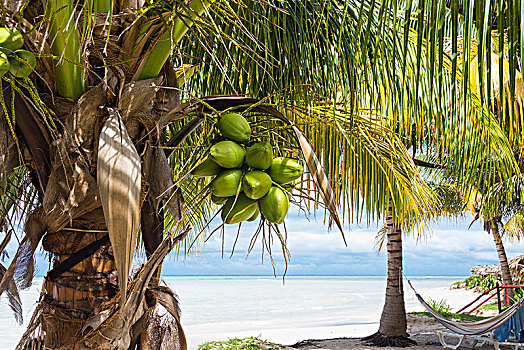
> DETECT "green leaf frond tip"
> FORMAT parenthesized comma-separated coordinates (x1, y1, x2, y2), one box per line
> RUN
(286, 100, 437, 229)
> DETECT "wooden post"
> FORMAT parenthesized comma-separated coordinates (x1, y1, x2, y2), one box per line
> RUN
(505, 281, 510, 307)
(497, 282, 502, 313)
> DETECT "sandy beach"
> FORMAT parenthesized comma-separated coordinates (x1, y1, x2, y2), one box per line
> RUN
(289, 314, 492, 349)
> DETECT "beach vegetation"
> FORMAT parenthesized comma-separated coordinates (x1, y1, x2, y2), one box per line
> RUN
(455, 275, 498, 292)
(478, 302, 500, 312)
(427, 298, 452, 314)
(409, 311, 487, 323)
(199, 337, 285, 350)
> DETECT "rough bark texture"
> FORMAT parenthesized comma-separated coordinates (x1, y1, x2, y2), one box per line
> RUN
(491, 222, 514, 303)
(363, 204, 416, 347)
(41, 212, 117, 348)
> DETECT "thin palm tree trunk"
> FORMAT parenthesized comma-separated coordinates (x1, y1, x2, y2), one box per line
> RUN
(363, 201, 415, 347)
(378, 209, 408, 337)
(491, 223, 514, 303)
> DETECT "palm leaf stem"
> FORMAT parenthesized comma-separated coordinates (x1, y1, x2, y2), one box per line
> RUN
(135, 0, 215, 81)
(46, 0, 86, 100)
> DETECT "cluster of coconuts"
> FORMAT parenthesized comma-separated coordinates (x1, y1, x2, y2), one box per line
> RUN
(0, 27, 36, 79)
(191, 113, 304, 225)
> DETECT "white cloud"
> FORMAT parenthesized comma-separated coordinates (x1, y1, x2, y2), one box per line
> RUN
(162, 212, 524, 276)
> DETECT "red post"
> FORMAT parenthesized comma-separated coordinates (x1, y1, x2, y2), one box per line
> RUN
(496, 282, 502, 313)
(505, 281, 510, 307)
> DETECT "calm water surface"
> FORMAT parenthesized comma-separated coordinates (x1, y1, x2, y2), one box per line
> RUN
(0, 276, 470, 349)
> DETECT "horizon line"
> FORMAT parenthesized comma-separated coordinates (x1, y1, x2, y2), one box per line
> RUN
(33, 274, 468, 278)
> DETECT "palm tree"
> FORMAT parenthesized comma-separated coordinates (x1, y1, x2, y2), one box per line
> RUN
(362, 199, 418, 347)
(433, 182, 520, 303)
(362, 2, 523, 345)
(469, 38, 524, 301)
(433, 34, 524, 303)
(478, 175, 524, 302)
(0, 1, 437, 349)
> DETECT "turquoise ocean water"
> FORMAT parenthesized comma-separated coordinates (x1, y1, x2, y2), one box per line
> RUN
(0, 276, 471, 349)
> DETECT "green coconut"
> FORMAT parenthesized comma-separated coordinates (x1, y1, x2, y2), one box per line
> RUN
(9, 49, 36, 78)
(209, 141, 245, 168)
(245, 142, 273, 170)
(210, 169, 243, 197)
(259, 186, 289, 224)
(0, 28, 23, 52)
(247, 206, 260, 222)
(192, 157, 222, 177)
(0, 52, 9, 77)
(221, 193, 258, 224)
(268, 157, 303, 184)
(211, 195, 229, 205)
(217, 113, 251, 142)
(242, 171, 272, 200)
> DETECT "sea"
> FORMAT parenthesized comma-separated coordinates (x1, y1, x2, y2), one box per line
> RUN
(0, 275, 473, 349)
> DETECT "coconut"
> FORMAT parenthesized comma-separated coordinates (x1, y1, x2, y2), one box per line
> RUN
(268, 157, 303, 184)
(260, 186, 289, 224)
(221, 193, 258, 224)
(217, 113, 251, 142)
(245, 142, 273, 170)
(0, 28, 23, 52)
(9, 49, 36, 78)
(211, 195, 229, 205)
(242, 171, 272, 200)
(210, 169, 243, 197)
(192, 157, 222, 177)
(209, 141, 245, 168)
(247, 206, 260, 222)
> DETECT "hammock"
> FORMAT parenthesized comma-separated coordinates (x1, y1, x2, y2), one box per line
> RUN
(408, 280, 524, 336)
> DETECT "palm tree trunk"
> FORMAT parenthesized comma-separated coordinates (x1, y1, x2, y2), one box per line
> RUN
(378, 210, 408, 337)
(40, 208, 118, 348)
(12, 102, 185, 348)
(24, 206, 184, 350)
(363, 203, 415, 347)
(491, 222, 514, 303)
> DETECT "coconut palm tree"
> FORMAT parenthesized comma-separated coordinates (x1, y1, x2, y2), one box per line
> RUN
(469, 37, 524, 301)
(428, 33, 524, 304)
(362, 2, 523, 345)
(478, 175, 524, 302)
(0, 1, 439, 349)
(430, 181, 520, 303)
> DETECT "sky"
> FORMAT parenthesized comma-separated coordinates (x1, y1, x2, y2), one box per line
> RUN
(156, 208, 524, 276)
(19, 208, 524, 277)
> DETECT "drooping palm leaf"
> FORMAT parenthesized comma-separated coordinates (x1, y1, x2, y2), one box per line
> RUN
(97, 110, 142, 302)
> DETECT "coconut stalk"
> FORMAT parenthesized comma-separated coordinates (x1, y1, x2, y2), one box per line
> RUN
(46, 0, 86, 100)
(134, 0, 214, 81)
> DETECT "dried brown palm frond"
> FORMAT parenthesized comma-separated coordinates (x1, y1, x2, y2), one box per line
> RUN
(510, 255, 524, 285)
(97, 109, 142, 303)
(0, 230, 22, 324)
